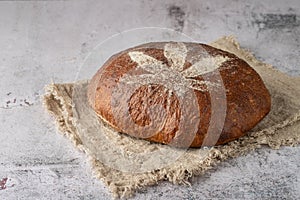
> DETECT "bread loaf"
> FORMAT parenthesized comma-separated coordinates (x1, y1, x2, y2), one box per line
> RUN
(87, 42, 271, 147)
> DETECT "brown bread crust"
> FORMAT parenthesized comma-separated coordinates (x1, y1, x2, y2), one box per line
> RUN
(87, 42, 271, 147)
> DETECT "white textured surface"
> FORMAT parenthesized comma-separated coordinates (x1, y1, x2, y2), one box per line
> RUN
(0, 0, 299, 199)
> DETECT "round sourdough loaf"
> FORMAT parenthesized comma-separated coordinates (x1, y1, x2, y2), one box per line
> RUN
(87, 42, 271, 148)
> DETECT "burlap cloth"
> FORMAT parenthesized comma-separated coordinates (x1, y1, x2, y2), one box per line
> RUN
(43, 36, 300, 199)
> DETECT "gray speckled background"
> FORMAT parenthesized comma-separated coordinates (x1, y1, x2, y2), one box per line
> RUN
(0, 0, 299, 199)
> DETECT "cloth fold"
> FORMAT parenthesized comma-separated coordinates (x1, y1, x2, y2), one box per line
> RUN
(43, 36, 300, 198)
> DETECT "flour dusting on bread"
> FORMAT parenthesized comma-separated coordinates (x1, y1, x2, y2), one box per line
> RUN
(125, 42, 224, 94)
(181, 55, 230, 78)
(164, 42, 187, 72)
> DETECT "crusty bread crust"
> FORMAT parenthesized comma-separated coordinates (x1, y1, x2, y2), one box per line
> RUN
(87, 42, 271, 148)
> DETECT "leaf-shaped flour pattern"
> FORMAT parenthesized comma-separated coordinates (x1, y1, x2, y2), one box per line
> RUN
(127, 42, 228, 94)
